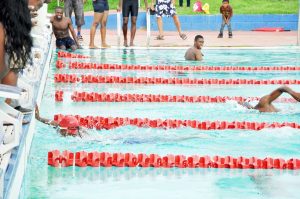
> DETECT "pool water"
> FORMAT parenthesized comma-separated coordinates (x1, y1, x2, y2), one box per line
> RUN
(20, 48, 300, 199)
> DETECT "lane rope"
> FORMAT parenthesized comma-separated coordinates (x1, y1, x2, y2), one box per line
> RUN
(54, 74, 300, 85)
(60, 91, 296, 103)
(56, 60, 300, 72)
(48, 150, 300, 169)
(54, 114, 300, 131)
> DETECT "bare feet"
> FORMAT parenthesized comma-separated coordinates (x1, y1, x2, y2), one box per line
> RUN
(124, 40, 129, 47)
(130, 42, 134, 47)
(89, 45, 99, 49)
(101, 43, 111, 48)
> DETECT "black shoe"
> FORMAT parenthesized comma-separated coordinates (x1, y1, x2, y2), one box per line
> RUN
(229, 33, 233, 38)
(217, 33, 223, 38)
(14, 106, 32, 114)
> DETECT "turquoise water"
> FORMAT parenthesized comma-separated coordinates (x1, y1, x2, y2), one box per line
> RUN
(20, 48, 300, 199)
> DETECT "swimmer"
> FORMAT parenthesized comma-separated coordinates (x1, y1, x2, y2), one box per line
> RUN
(35, 105, 86, 137)
(185, 35, 204, 61)
(240, 86, 300, 112)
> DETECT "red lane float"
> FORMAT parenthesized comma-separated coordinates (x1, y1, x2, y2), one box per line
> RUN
(70, 91, 297, 103)
(59, 61, 300, 71)
(53, 114, 300, 131)
(252, 27, 284, 32)
(54, 74, 300, 85)
(57, 51, 90, 59)
(48, 150, 300, 169)
(55, 91, 63, 102)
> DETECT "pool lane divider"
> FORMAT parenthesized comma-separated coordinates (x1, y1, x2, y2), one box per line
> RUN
(54, 114, 300, 131)
(58, 91, 295, 103)
(54, 74, 300, 85)
(57, 51, 90, 59)
(56, 60, 300, 72)
(48, 150, 300, 169)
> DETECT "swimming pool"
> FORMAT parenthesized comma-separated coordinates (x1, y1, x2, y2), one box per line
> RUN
(20, 48, 300, 199)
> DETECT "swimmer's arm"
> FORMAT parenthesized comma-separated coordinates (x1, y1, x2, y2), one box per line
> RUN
(67, 18, 79, 46)
(265, 86, 300, 104)
(195, 50, 203, 61)
(280, 86, 300, 102)
(35, 105, 59, 127)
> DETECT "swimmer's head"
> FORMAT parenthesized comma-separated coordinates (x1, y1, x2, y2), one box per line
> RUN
(238, 101, 254, 109)
(55, 6, 63, 20)
(194, 35, 204, 49)
(59, 115, 80, 136)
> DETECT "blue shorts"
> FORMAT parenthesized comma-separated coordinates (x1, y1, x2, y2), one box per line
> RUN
(56, 37, 76, 49)
(93, 0, 109, 13)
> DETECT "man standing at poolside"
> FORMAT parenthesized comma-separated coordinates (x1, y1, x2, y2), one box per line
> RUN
(185, 35, 204, 61)
(51, 7, 80, 51)
(62, 0, 86, 41)
(117, 0, 149, 47)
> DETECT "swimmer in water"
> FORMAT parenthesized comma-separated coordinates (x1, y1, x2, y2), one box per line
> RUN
(240, 86, 300, 112)
(185, 35, 204, 61)
(35, 105, 87, 137)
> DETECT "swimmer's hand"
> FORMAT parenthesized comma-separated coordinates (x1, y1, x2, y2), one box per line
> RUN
(35, 105, 40, 119)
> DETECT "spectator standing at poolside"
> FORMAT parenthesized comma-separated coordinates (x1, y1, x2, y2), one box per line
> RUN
(61, 0, 86, 41)
(89, 0, 110, 48)
(185, 35, 204, 61)
(0, 0, 33, 113)
(151, 0, 187, 40)
(218, 0, 233, 38)
(179, 0, 190, 7)
(117, 0, 149, 47)
(51, 7, 80, 51)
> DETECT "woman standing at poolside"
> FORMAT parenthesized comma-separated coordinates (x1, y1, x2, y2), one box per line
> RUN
(89, 0, 110, 48)
(0, 0, 33, 112)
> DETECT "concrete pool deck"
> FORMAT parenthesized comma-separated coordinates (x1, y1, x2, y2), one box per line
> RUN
(75, 29, 298, 48)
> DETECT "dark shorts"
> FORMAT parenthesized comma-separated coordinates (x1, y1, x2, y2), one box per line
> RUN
(155, 0, 177, 18)
(122, 0, 139, 17)
(93, 0, 109, 13)
(56, 37, 76, 49)
(64, 0, 85, 27)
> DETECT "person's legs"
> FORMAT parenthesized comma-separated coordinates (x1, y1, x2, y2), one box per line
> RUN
(89, 12, 102, 48)
(218, 18, 226, 38)
(156, 17, 164, 39)
(172, 15, 182, 35)
(100, 11, 109, 47)
(58, 45, 67, 50)
(179, 0, 183, 7)
(129, 1, 139, 46)
(130, 16, 137, 46)
(228, 19, 233, 38)
(73, 0, 85, 38)
(187, 0, 190, 7)
(122, 17, 129, 47)
(64, 0, 73, 21)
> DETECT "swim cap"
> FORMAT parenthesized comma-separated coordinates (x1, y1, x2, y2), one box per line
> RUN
(59, 116, 79, 135)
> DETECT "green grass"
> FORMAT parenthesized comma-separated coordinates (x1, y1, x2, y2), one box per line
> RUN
(48, 0, 298, 14)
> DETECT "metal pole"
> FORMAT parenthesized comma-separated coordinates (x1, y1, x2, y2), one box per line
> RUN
(297, 0, 300, 45)
(117, 12, 121, 47)
(146, 9, 151, 47)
